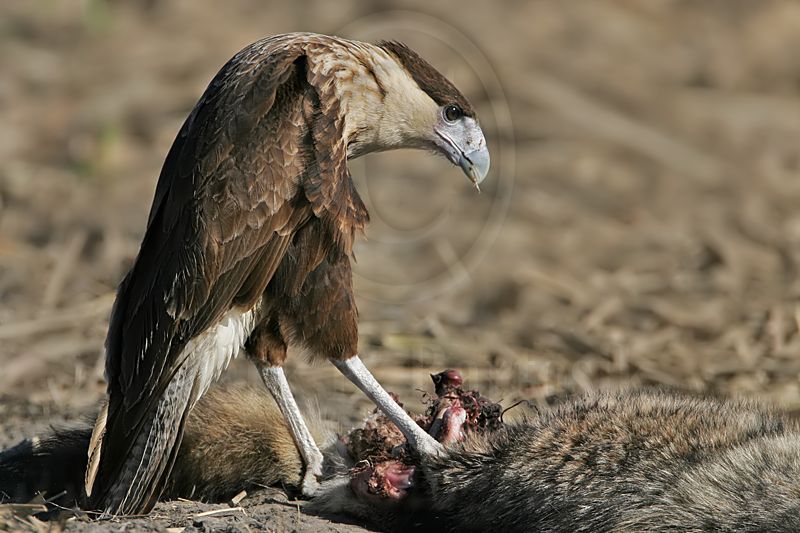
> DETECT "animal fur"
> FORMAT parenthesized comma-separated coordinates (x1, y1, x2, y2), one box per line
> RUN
(416, 390, 800, 532)
(4, 387, 798, 532)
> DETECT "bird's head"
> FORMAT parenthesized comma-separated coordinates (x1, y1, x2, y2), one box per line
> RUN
(343, 40, 490, 189)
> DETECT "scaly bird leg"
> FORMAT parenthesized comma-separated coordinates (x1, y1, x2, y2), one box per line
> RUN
(257, 364, 324, 497)
(332, 355, 444, 457)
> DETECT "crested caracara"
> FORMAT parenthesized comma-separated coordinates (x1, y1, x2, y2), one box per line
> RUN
(85, 32, 490, 515)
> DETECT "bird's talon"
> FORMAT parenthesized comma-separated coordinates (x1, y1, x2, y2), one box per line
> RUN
(301, 470, 321, 498)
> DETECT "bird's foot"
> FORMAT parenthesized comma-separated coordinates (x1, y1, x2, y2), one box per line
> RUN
(334, 355, 446, 459)
(301, 470, 321, 497)
(257, 364, 326, 498)
(409, 433, 445, 458)
(300, 447, 325, 497)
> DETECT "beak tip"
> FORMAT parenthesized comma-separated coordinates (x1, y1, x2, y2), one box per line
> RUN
(460, 146, 491, 188)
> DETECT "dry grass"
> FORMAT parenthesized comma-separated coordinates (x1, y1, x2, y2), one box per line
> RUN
(1, 0, 799, 441)
(2, 2, 800, 530)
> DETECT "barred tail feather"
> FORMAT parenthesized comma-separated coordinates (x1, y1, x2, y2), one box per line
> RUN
(89, 362, 197, 516)
(85, 400, 107, 499)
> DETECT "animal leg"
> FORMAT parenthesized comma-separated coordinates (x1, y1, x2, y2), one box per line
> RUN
(332, 355, 444, 457)
(256, 364, 324, 497)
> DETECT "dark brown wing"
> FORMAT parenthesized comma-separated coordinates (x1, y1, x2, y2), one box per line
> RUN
(92, 34, 371, 512)
(107, 38, 311, 414)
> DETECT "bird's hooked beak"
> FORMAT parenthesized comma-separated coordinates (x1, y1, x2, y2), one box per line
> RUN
(433, 116, 490, 191)
(457, 142, 491, 191)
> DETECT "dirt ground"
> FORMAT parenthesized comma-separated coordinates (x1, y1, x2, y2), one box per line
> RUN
(1, 0, 800, 531)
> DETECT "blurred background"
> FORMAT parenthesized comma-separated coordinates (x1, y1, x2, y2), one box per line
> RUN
(2, 0, 800, 443)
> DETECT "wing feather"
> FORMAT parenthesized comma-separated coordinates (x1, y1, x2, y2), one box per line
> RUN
(103, 36, 312, 446)
(302, 70, 369, 251)
(94, 34, 370, 507)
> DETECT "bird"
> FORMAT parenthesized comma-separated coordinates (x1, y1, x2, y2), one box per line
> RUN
(5, 385, 800, 532)
(80, 32, 490, 515)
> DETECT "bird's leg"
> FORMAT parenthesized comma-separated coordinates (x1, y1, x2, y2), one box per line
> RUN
(257, 364, 324, 497)
(332, 355, 444, 457)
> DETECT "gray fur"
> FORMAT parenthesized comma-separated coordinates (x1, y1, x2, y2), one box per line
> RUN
(4, 388, 800, 531)
(417, 390, 800, 532)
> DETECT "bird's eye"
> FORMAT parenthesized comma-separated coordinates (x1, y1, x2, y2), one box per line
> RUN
(443, 104, 462, 122)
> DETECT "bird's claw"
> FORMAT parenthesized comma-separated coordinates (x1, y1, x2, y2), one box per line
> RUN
(301, 466, 322, 497)
(300, 448, 324, 497)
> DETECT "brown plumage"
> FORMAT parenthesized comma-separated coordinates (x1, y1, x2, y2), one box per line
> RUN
(84, 32, 490, 515)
